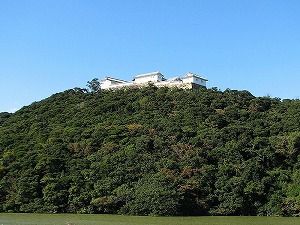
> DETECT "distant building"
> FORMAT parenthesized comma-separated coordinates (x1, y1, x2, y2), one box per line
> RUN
(100, 71, 207, 90)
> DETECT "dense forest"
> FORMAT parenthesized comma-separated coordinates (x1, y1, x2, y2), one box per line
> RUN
(1, 85, 300, 216)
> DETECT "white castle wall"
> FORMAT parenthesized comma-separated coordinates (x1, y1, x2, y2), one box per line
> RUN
(100, 72, 207, 90)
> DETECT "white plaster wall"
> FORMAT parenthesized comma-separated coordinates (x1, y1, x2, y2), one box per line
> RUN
(101, 80, 113, 89)
(134, 75, 162, 84)
(182, 77, 194, 84)
(194, 77, 207, 86)
(101, 80, 130, 89)
(182, 77, 206, 87)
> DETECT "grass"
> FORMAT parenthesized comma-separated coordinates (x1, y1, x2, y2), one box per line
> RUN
(0, 214, 299, 225)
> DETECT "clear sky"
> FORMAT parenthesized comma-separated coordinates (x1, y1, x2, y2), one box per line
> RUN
(0, 0, 300, 112)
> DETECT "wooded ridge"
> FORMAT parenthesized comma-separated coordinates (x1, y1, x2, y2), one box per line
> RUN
(1, 85, 300, 216)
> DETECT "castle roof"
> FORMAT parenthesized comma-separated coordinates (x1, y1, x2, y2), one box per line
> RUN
(102, 76, 129, 83)
(184, 72, 208, 81)
(134, 71, 163, 78)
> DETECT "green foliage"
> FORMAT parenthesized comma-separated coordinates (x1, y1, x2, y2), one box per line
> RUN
(0, 112, 11, 126)
(87, 78, 101, 92)
(120, 173, 180, 216)
(1, 86, 300, 215)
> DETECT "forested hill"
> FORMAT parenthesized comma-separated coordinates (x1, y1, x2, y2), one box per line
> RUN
(1, 86, 300, 216)
(0, 112, 11, 126)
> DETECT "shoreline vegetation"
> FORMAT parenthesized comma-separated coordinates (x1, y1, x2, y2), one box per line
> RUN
(1, 86, 300, 216)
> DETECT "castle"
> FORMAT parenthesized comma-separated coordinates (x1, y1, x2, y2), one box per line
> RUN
(100, 71, 208, 90)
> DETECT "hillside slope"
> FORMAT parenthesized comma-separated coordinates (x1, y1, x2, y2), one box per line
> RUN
(1, 86, 300, 216)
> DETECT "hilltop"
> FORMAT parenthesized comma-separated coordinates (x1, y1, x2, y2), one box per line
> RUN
(1, 86, 300, 216)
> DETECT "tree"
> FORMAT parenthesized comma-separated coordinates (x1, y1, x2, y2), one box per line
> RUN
(87, 78, 101, 92)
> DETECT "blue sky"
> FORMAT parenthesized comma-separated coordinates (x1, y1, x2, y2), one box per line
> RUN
(0, 0, 300, 112)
